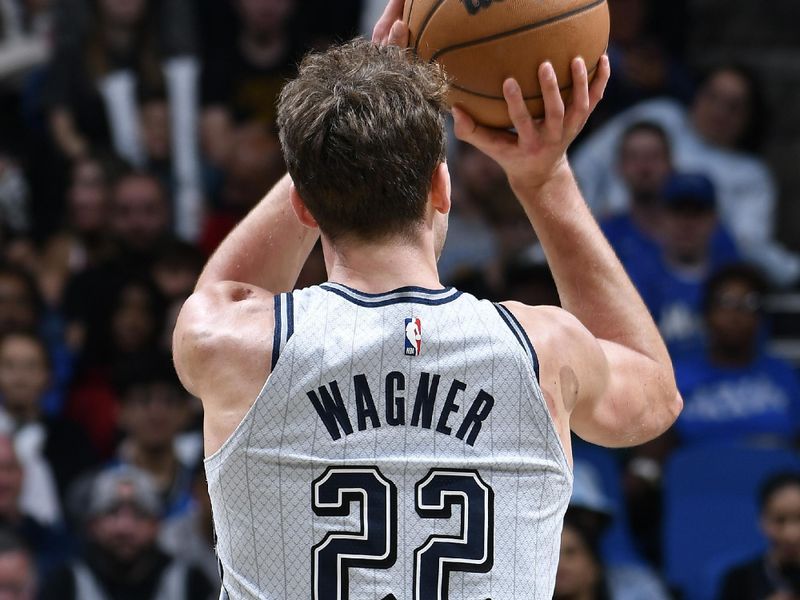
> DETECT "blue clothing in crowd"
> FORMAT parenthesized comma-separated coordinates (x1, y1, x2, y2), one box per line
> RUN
(602, 214, 740, 358)
(674, 353, 800, 446)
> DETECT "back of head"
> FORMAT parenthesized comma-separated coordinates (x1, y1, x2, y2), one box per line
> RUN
(277, 39, 449, 242)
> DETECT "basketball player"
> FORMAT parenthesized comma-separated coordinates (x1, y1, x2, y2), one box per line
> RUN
(172, 5, 682, 599)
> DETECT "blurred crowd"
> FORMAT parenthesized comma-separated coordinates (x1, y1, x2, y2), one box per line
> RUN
(0, 0, 798, 598)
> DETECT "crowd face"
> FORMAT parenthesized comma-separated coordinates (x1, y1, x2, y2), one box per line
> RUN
(0, 550, 35, 600)
(0, 335, 49, 421)
(661, 204, 717, 265)
(98, 0, 148, 28)
(457, 144, 507, 206)
(692, 69, 753, 150)
(553, 524, 602, 599)
(0, 438, 22, 519)
(762, 483, 800, 565)
(618, 130, 672, 202)
(90, 500, 159, 564)
(140, 100, 171, 162)
(236, 0, 296, 35)
(68, 159, 108, 234)
(121, 382, 187, 453)
(0, 275, 36, 335)
(109, 175, 170, 253)
(707, 278, 761, 351)
(111, 282, 159, 353)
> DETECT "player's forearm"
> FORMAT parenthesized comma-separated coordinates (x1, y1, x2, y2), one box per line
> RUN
(196, 174, 319, 293)
(516, 163, 670, 367)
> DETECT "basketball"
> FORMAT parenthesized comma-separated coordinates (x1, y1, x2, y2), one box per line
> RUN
(404, 0, 611, 128)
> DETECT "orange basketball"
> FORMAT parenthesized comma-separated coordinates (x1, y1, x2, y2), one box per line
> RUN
(404, 0, 610, 128)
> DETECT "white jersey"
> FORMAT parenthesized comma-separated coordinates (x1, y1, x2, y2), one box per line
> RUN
(205, 283, 572, 600)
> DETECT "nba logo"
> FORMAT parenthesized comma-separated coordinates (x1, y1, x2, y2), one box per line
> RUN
(405, 318, 422, 356)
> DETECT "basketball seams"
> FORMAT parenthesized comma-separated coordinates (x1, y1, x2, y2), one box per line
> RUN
(429, 0, 607, 61)
(450, 60, 601, 101)
(413, 0, 449, 53)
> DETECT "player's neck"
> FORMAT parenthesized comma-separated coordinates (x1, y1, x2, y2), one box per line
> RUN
(325, 237, 443, 293)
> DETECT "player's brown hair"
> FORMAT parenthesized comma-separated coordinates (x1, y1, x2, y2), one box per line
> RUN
(277, 39, 449, 242)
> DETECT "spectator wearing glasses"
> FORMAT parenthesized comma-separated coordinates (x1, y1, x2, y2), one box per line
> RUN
(674, 265, 800, 447)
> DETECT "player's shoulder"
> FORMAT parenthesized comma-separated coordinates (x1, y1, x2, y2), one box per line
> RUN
(500, 301, 586, 340)
(173, 281, 276, 397)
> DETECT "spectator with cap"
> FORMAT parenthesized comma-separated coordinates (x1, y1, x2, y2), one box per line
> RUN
(600, 121, 738, 273)
(40, 465, 214, 600)
(718, 472, 800, 600)
(628, 172, 739, 358)
(675, 265, 800, 448)
(0, 530, 37, 600)
(572, 64, 800, 287)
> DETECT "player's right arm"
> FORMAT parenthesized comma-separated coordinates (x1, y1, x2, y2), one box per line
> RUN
(455, 58, 682, 448)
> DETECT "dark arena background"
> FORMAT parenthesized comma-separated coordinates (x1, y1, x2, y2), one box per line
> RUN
(0, 0, 798, 598)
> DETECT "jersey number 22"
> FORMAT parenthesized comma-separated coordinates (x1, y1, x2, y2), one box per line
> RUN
(312, 467, 494, 600)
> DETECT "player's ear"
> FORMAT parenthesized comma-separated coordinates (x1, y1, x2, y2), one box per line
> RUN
(430, 162, 451, 215)
(290, 183, 320, 230)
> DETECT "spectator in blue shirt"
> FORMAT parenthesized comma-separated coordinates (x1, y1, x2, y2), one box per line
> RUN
(628, 172, 739, 357)
(600, 121, 672, 272)
(675, 265, 800, 447)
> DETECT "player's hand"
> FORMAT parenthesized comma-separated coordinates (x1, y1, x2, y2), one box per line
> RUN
(453, 56, 611, 198)
(372, 0, 410, 48)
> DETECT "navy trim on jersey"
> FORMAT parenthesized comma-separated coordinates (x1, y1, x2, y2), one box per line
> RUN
(271, 294, 282, 370)
(494, 304, 540, 381)
(286, 292, 295, 342)
(321, 282, 462, 308)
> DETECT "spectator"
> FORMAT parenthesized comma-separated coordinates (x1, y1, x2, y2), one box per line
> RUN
(45, 0, 164, 162)
(159, 463, 219, 589)
(594, 0, 692, 127)
(199, 124, 284, 255)
(437, 142, 507, 293)
(674, 265, 800, 447)
(113, 355, 193, 518)
(0, 331, 97, 523)
(569, 461, 672, 600)
(628, 173, 739, 357)
(572, 64, 800, 287)
(40, 465, 215, 600)
(200, 0, 302, 165)
(0, 530, 37, 600)
(554, 514, 613, 600)
(62, 171, 172, 357)
(0, 433, 69, 577)
(600, 121, 673, 269)
(718, 472, 800, 600)
(66, 276, 167, 457)
(39, 154, 118, 308)
(0, 265, 38, 336)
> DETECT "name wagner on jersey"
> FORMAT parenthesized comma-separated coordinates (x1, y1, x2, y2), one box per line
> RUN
(307, 371, 496, 446)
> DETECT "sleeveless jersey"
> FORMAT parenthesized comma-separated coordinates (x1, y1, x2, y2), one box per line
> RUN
(205, 283, 572, 600)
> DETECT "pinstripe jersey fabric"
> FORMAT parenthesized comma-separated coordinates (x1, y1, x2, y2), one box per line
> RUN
(205, 283, 572, 600)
